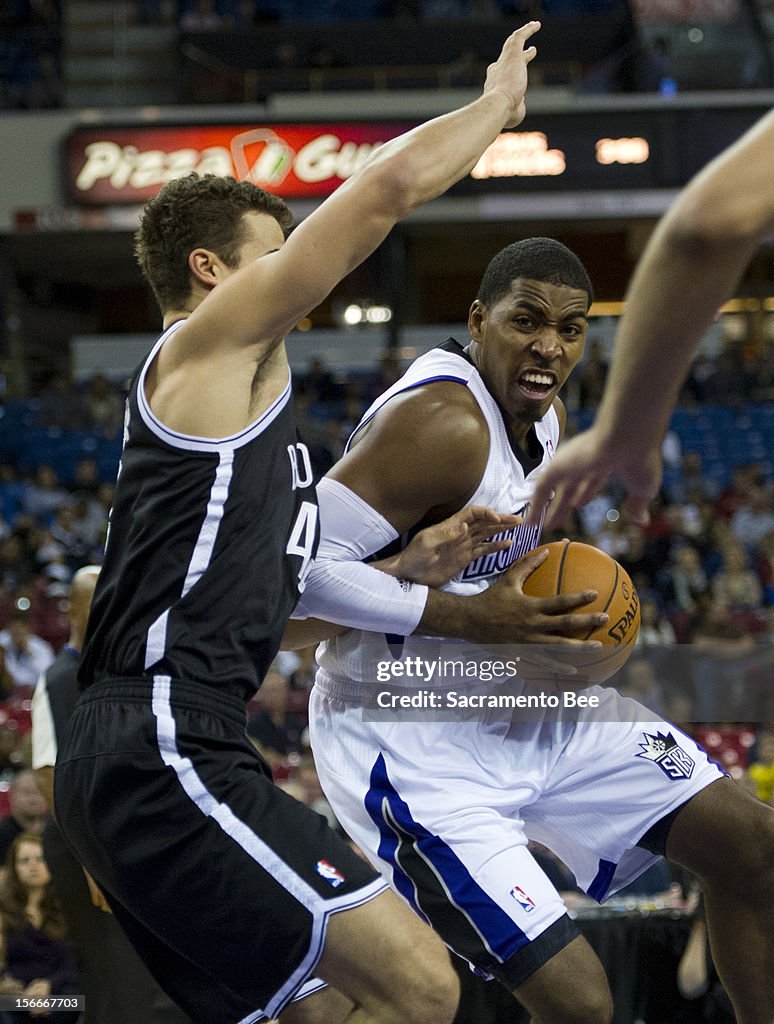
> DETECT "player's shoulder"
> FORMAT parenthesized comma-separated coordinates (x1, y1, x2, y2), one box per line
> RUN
(349, 378, 488, 489)
(382, 378, 486, 444)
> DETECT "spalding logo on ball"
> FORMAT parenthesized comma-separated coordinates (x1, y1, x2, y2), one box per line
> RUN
(520, 539, 641, 685)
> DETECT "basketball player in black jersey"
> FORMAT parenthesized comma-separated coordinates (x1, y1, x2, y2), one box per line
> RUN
(50, 24, 563, 1024)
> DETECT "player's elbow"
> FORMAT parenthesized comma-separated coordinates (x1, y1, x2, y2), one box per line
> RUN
(359, 149, 432, 220)
(668, 182, 767, 253)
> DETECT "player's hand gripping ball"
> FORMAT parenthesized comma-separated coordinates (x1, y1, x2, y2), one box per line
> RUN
(520, 540, 641, 684)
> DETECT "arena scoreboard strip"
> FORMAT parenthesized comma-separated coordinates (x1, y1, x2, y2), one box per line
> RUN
(63, 102, 768, 207)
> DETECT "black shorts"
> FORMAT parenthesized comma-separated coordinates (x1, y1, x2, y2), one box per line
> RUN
(54, 677, 386, 1024)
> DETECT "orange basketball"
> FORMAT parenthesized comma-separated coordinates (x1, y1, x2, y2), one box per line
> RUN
(519, 540, 640, 685)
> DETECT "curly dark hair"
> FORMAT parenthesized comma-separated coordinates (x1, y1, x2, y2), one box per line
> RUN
(477, 238, 594, 309)
(0, 834, 67, 941)
(134, 173, 294, 313)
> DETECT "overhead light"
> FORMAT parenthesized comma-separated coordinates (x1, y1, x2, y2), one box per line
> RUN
(343, 304, 363, 326)
(340, 301, 393, 326)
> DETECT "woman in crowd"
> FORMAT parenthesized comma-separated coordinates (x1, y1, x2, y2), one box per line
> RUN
(0, 834, 80, 1022)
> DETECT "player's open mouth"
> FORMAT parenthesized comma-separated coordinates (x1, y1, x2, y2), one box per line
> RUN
(517, 370, 556, 400)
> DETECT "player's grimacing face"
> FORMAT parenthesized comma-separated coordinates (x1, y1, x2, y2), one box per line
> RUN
(470, 277, 589, 423)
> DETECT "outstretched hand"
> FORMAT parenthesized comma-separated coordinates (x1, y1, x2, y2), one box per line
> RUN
(528, 425, 663, 531)
(483, 21, 540, 128)
(395, 505, 520, 587)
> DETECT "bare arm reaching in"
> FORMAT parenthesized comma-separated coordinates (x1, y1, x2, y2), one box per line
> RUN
(530, 108, 774, 528)
(144, 23, 541, 443)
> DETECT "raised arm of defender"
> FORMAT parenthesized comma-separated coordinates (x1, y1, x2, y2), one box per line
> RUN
(180, 23, 539, 357)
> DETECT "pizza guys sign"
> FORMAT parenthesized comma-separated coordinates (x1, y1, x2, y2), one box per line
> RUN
(66, 123, 413, 205)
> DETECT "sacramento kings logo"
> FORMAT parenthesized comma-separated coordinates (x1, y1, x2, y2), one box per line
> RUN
(636, 731, 695, 781)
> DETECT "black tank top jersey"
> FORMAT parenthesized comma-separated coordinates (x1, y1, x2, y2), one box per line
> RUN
(79, 324, 319, 702)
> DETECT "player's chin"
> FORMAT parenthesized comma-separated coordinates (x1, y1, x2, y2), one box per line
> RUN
(514, 398, 552, 423)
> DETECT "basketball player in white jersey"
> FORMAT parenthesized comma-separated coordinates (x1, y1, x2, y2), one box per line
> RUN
(298, 239, 773, 1024)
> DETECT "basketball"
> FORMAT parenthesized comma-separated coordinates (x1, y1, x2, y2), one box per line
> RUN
(519, 540, 640, 685)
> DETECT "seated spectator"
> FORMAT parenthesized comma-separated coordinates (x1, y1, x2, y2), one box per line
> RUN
(48, 508, 87, 574)
(702, 349, 747, 406)
(0, 771, 47, 867)
(680, 353, 715, 405)
(637, 598, 677, 648)
(0, 612, 54, 693)
(21, 467, 70, 526)
(731, 485, 774, 552)
(245, 664, 306, 772)
(617, 655, 668, 719)
(300, 357, 345, 404)
(577, 338, 609, 410)
(69, 494, 107, 559)
(667, 544, 710, 616)
(691, 602, 758, 721)
(747, 727, 774, 805)
(83, 375, 124, 439)
(37, 375, 87, 432)
(664, 451, 720, 506)
(616, 522, 666, 595)
(715, 464, 761, 521)
(0, 835, 80, 1024)
(711, 543, 764, 611)
(70, 459, 100, 497)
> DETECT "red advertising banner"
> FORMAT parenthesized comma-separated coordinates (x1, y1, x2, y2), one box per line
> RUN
(65, 123, 414, 205)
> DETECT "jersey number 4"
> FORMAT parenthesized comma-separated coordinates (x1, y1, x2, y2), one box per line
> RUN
(287, 501, 317, 591)
(286, 444, 317, 590)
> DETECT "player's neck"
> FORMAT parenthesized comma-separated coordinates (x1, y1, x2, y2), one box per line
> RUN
(163, 287, 206, 329)
(163, 308, 193, 329)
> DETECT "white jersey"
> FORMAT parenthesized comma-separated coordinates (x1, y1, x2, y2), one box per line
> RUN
(317, 340, 559, 687)
(310, 339, 722, 982)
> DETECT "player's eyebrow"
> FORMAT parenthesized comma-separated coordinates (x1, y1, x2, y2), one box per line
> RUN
(514, 299, 588, 321)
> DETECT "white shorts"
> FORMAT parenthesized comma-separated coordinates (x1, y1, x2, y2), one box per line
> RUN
(309, 678, 723, 988)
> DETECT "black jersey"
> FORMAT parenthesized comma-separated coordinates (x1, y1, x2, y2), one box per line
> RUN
(79, 323, 318, 702)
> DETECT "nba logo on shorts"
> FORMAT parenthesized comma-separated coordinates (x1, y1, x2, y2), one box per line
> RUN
(315, 860, 346, 887)
(510, 885, 536, 913)
(636, 731, 695, 781)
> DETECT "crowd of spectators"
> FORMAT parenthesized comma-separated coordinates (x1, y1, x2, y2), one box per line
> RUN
(0, 341, 769, 847)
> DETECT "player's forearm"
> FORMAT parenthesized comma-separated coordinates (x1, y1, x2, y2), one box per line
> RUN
(593, 224, 756, 452)
(416, 587, 480, 640)
(281, 618, 348, 650)
(365, 92, 513, 218)
(594, 116, 774, 454)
